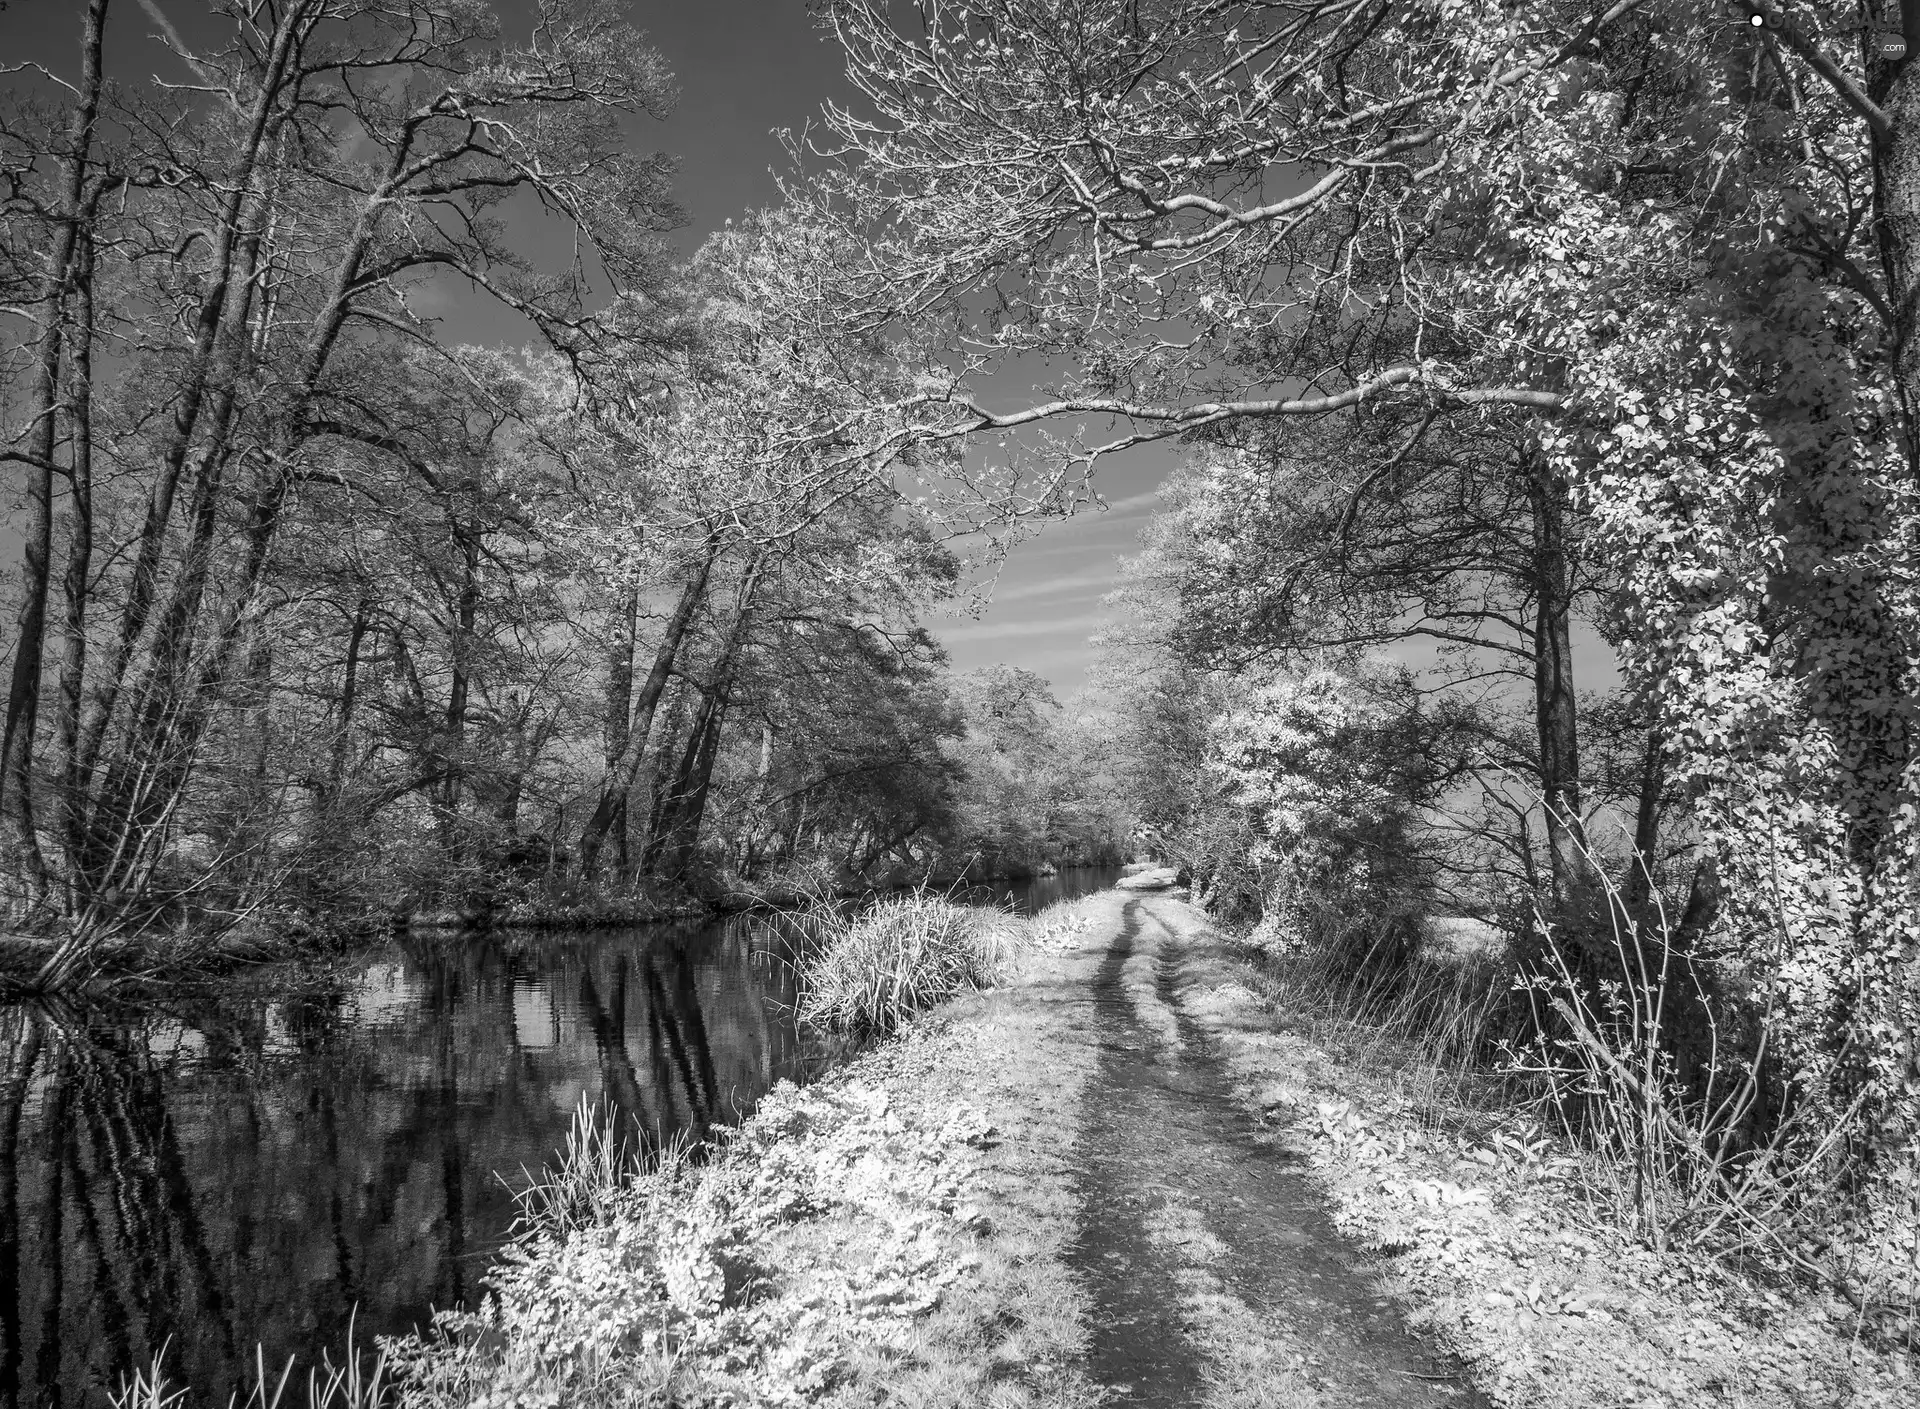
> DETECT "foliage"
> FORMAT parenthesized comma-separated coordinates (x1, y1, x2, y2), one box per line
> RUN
(796, 893, 1019, 1037)
(384, 1079, 999, 1409)
(796, 0, 1919, 1205)
(935, 666, 1124, 880)
(1450, 0, 1920, 1174)
(1207, 670, 1441, 966)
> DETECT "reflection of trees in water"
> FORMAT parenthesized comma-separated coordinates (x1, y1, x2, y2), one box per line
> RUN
(1, 1000, 243, 1406)
(0, 921, 801, 1407)
(1, 1009, 44, 1404)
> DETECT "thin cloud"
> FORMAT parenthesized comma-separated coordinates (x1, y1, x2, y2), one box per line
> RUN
(935, 610, 1115, 644)
(973, 568, 1118, 606)
(1013, 518, 1151, 556)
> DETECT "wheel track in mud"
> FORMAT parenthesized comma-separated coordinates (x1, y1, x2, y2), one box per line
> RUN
(1062, 897, 1486, 1409)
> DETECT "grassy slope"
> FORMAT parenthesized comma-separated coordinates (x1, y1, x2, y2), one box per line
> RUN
(383, 901, 1112, 1409)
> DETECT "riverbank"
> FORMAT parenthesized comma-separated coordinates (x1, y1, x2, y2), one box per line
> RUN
(384, 895, 1115, 1408)
(381, 889, 1915, 1408)
(0, 866, 1120, 996)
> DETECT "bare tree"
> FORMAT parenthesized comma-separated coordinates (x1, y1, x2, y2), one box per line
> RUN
(0, 0, 682, 946)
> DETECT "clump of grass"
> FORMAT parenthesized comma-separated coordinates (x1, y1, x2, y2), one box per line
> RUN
(797, 891, 1018, 1036)
(506, 1094, 654, 1237)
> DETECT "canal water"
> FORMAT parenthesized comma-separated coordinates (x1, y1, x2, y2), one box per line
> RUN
(0, 868, 1119, 1408)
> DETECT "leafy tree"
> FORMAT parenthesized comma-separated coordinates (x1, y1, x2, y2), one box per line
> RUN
(1207, 669, 1441, 964)
(942, 665, 1065, 877)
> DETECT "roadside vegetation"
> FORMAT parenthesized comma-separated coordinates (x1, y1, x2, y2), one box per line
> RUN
(1089, 634, 1919, 1349)
(1154, 907, 1915, 1407)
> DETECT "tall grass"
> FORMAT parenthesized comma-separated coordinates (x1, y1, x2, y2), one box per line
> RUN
(111, 1322, 390, 1409)
(506, 1093, 656, 1237)
(1238, 920, 1519, 1124)
(1242, 847, 1910, 1321)
(796, 890, 1019, 1036)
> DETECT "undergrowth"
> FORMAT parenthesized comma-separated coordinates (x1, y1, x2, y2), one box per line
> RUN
(1232, 883, 1919, 1347)
(795, 891, 1020, 1037)
(1237, 920, 1519, 1130)
(382, 1078, 998, 1407)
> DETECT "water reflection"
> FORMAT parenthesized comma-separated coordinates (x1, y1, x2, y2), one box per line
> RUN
(0, 867, 1118, 1407)
(0, 914, 806, 1408)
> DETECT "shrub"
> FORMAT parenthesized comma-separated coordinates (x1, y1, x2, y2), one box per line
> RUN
(797, 892, 1017, 1036)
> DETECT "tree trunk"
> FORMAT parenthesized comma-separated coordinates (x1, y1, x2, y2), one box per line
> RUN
(54, 231, 98, 909)
(82, 203, 276, 891)
(595, 581, 639, 879)
(643, 561, 762, 883)
(578, 545, 720, 881)
(72, 19, 301, 806)
(1872, 21, 1920, 471)
(326, 596, 372, 800)
(1620, 729, 1666, 922)
(647, 686, 732, 883)
(1525, 452, 1587, 916)
(441, 530, 479, 824)
(0, 0, 108, 909)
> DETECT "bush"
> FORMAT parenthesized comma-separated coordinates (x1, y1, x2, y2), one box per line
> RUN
(797, 892, 1017, 1036)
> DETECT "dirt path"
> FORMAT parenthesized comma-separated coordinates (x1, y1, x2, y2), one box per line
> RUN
(1064, 895, 1484, 1409)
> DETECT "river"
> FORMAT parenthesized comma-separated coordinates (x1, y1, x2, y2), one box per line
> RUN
(0, 868, 1119, 1408)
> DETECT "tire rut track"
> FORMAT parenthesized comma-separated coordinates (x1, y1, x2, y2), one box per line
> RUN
(1065, 897, 1484, 1408)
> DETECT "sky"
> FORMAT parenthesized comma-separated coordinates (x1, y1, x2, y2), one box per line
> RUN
(0, 0, 1164, 702)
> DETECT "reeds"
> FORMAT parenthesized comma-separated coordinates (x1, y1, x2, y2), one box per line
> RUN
(796, 891, 1018, 1036)
(505, 1093, 705, 1241)
(111, 1320, 389, 1409)
(506, 1093, 648, 1237)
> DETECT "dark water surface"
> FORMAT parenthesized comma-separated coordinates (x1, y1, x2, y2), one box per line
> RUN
(0, 868, 1118, 1408)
